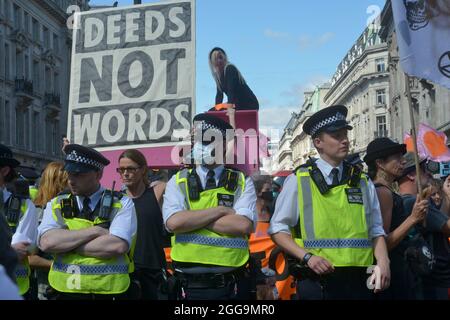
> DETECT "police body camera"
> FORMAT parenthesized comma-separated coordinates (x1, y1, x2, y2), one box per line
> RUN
(6, 196, 21, 224)
(99, 181, 115, 220)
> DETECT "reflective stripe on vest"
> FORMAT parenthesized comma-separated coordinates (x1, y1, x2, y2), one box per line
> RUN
(48, 194, 132, 295)
(171, 168, 249, 267)
(175, 234, 248, 249)
(52, 260, 129, 275)
(15, 262, 31, 296)
(9, 199, 31, 295)
(296, 167, 373, 267)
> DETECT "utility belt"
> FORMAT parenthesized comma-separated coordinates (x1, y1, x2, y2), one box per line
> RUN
(175, 267, 247, 289)
(287, 257, 320, 281)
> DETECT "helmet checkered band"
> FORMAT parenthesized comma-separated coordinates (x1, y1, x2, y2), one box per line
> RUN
(310, 112, 346, 136)
(66, 150, 104, 170)
(195, 121, 226, 136)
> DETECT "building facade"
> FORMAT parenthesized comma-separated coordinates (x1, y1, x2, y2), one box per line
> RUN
(380, 1, 450, 142)
(324, 24, 390, 156)
(291, 84, 330, 168)
(274, 113, 297, 172)
(0, 0, 89, 171)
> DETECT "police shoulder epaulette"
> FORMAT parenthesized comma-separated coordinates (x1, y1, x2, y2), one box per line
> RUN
(113, 191, 124, 200)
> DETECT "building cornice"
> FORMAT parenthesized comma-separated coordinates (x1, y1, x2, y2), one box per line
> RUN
(325, 44, 388, 103)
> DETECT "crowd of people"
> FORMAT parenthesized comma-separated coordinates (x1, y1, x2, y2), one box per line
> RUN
(0, 47, 449, 301)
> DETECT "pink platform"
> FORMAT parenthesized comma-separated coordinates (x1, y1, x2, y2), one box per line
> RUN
(100, 110, 259, 187)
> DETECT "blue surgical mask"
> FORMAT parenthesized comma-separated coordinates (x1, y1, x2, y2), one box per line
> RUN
(188, 142, 216, 165)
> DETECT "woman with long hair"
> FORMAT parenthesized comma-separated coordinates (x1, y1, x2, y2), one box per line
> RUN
(365, 138, 428, 299)
(209, 47, 259, 111)
(30, 162, 68, 300)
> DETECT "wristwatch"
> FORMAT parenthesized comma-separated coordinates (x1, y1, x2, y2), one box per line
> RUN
(302, 253, 314, 266)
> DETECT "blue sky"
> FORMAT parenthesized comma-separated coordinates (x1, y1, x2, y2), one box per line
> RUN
(89, 0, 386, 133)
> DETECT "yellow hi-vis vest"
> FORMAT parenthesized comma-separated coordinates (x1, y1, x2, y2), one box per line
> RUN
(7, 200, 31, 295)
(48, 194, 134, 295)
(29, 186, 38, 202)
(171, 168, 249, 267)
(294, 166, 374, 267)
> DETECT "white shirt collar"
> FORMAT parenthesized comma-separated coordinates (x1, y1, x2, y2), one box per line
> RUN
(77, 186, 104, 210)
(316, 157, 344, 181)
(1, 187, 11, 204)
(197, 165, 224, 179)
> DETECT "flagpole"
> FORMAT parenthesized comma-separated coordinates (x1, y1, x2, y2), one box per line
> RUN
(404, 73, 423, 196)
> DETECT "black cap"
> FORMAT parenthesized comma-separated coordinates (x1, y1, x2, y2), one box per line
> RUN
(63, 144, 110, 173)
(0, 144, 20, 168)
(364, 138, 407, 164)
(16, 166, 40, 180)
(193, 113, 233, 140)
(303, 105, 353, 137)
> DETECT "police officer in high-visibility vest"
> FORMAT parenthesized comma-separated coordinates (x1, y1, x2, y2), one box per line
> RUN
(269, 106, 391, 300)
(163, 113, 257, 300)
(38, 144, 137, 300)
(0, 144, 38, 298)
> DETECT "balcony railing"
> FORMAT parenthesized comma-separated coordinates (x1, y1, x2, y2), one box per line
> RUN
(15, 78, 34, 95)
(44, 93, 61, 107)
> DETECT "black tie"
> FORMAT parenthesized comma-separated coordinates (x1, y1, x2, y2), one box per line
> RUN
(81, 197, 91, 218)
(331, 168, 340, 186)
(205, 170, 216, 190)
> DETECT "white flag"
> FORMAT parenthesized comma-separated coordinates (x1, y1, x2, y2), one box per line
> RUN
(391, 0, 450, 89)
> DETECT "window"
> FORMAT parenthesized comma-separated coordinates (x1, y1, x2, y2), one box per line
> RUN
(376, 115, 387, 138)
(33, 60, 39, 92)
(4, 100, 10, 143)
(46, 119, 58, 154)
(32, 18, 39, 42)
(25, 55, 29, 80)
(43, 26, 49, 48)
(376, 58, 385, 72)
(24, 11, 29, 33)
(54, 72, 60, 95)
(16, 108, 24, 146)
(45, 67, 51, 92)
(376, 89, 386, 105)
(4, 43, 9, 79)
(16, 51, 23, 78)
(4, 0, 10, 20)
(13, 4, 20, 29)
(33, 111, 40, 151)
(52, 122, 58, 155)
(53, 34, 59, 54)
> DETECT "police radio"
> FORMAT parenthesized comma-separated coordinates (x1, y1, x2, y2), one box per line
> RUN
(348, 165, 362, 188)
(309, 166, 329, 195)
(99, 181, 115, 220)
(187, 171, 200, 201)
(6, 196, 22, 225)
(60, 197, 75, 218)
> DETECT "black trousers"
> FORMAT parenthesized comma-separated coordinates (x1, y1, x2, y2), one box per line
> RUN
(296, 267, 373, 300)
(131, 268, 161, 300)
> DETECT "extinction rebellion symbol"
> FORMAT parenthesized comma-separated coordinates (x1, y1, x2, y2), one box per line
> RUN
(439, 52, 450, 78)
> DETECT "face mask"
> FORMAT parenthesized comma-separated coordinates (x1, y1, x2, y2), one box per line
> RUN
(188, 142, 216, 165)
(260, 191, 274, 202)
